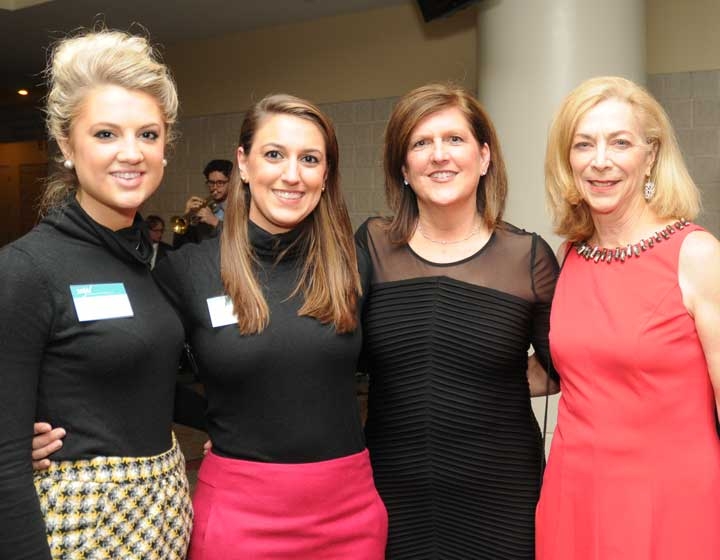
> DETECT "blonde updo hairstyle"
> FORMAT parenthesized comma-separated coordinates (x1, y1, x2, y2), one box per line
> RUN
(545, 76, 699, 242)
(41, 28, 178, 213)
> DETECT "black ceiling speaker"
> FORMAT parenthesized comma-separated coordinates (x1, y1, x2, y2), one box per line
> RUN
(416, 0, 479, 22)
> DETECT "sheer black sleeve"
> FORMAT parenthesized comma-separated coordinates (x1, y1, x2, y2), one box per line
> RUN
(530, 233, 560, 383)
(354, 220, 370, 254)
(0, 247, 54, 559)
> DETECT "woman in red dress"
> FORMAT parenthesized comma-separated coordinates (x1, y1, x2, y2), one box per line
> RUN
(536, 76, 720, 560)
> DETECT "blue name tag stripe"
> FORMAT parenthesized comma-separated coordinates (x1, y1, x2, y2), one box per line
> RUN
(69, 282, 134, 322)
(70, 283, 127, 298)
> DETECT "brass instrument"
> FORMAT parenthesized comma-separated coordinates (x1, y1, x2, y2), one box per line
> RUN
(170, 197, 218, 235)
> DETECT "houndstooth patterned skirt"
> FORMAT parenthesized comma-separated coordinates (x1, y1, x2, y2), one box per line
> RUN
(33, 434, 193, 560)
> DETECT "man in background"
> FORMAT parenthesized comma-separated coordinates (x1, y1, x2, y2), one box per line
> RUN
(173, 159, 233, 248)
(146, 215, 172, 269)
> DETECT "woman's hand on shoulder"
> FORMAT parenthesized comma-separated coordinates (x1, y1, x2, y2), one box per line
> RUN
(527, 353, 560, 396)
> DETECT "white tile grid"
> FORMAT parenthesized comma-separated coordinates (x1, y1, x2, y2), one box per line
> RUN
(324, 97, 397, 228)
(649, 70, 720, 239)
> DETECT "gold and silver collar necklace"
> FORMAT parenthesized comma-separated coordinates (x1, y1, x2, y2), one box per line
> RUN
(576, 218, 690, 264)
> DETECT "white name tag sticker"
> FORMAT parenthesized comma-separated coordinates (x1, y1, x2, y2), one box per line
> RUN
(207, 295, 237, 328)
(70, 283, 134, 322)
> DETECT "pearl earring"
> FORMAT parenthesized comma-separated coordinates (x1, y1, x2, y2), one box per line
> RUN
(403, 179, 410, 188)
(162, 158, 167, 167)
(63, 159, 74, 170)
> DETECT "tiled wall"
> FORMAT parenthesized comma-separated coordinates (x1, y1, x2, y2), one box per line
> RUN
(648, 70, 720, 237)
(143, 96, 398, 237)
(325, 97, 397, 228)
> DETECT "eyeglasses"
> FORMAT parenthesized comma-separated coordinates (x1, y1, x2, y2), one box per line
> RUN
(206, 179, 229, 187)
(150, 227, 164, 233)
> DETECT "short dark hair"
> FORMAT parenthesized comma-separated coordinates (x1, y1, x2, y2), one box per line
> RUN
(146, 215, 165, 229)
(203, 159, 233, 179)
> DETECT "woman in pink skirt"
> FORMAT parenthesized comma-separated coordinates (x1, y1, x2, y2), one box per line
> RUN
(157, 93, 387, 559)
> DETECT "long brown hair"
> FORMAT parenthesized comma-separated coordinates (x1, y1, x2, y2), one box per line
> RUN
(384, 83, 508, 243)
(221, 94, 361, 335)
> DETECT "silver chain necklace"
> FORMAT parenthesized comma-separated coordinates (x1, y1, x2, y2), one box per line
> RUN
(417, 223, 482, 245)
(576, 218, 690, 263)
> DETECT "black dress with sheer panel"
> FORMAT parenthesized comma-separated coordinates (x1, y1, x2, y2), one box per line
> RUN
(356, 217, 559, 560)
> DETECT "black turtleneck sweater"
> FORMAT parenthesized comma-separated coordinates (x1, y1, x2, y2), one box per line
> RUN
(0, 198, 195, 560)
(154, 221, 368, 463)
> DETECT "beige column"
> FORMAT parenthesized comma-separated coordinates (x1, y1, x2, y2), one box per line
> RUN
(477, 0, 645, 449)
(477, 0, 645, 247)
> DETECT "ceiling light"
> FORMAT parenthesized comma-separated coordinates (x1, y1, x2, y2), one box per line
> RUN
(0, 0, 53, 10)
(17, 89, 29, 96)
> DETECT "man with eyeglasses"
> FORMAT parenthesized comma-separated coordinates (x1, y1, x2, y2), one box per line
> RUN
(173, 159, 233, 248)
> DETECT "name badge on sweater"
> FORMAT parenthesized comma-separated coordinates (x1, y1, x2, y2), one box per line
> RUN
(207, 295, 237, 328)
(70, 283, 134, 322)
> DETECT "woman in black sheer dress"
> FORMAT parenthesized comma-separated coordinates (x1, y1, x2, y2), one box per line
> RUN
(356, 83, 559, 559)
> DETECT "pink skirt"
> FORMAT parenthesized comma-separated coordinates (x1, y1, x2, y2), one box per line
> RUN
(188, 449, 387, 560)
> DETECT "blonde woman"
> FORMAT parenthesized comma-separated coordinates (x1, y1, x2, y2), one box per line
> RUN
(537, 76, 720, 559)
(0, 30, 194, 558)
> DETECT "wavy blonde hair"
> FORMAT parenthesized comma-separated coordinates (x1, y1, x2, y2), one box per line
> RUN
(221, 94, 361, 335)
(41, 28, 178, 214)
(545, 76, 699, 242)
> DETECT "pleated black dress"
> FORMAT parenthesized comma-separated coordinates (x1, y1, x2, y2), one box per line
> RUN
(356, 218, 559, 560)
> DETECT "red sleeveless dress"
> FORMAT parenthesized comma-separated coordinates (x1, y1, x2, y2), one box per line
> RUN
(536, 224, 720, 560)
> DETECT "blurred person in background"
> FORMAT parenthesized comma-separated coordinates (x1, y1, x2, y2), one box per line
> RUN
(146, 214, 172, 268)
